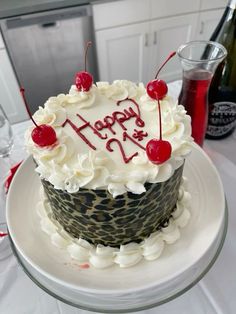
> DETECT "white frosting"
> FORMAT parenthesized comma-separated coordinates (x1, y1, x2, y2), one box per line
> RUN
(25, 80, 192, 197)
(37, 178, 191, 269)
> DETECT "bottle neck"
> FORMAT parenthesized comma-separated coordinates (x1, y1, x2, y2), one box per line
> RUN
(228, 0, 236, 9)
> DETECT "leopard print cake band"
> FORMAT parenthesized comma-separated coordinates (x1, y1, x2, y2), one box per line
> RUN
(42, 164, 184, 247)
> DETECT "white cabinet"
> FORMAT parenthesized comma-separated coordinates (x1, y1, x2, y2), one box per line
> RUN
(95, 21, 150, 83)
(150, 0, 201, 19)
(95, 14, 198, 83)
(93, 0, 227, 84)
(149, 14, 198, 82)
(0, 38, 28, 124)
(200, 0, 227, 11)
(92, 0, 150, 30)
(195, 9, 224, 41)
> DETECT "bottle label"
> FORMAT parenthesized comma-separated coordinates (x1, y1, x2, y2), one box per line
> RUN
(206, 101, 236, 138)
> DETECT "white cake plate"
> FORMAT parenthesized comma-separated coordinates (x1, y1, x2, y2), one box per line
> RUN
(6, 144, 227, 313)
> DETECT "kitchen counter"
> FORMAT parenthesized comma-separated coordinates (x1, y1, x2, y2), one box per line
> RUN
(0, 0, 112, 19)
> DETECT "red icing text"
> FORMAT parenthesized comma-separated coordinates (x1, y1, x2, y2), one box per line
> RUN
(62, 98, 148, 163)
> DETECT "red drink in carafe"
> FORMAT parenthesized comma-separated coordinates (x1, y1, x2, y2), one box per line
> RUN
(179, 69, 212, 146)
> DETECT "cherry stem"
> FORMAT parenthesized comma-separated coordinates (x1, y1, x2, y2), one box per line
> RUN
(154, 51, 176, 79)
(157, 98, 162, 140)
(84, 41, 92, 72)
(20, 88, 38, 128)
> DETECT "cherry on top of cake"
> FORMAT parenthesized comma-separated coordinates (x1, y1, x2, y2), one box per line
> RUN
(145, 52, 176, 165)
(20, 88, 57, 148)
(75, 41, 93, 92)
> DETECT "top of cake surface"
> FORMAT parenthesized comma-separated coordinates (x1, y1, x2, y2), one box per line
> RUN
(25, 80, 192, 197)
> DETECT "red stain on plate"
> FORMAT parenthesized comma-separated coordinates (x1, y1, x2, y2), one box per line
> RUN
(0, 232, 8, 238)
(5, 161, 23, 193)
(79, 263, 90, 269)
(64, 262, 90, 270)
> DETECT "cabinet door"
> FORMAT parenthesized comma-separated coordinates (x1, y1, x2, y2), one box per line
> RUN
(200, 0, 227, 10)
(95, 22, 150, 83)
(150, 0, 201, 19)
(92, 0, 150, 30)
(195, 9, 224, 41)
(149, 13, 198, 82)
(0, 49, 28, 124)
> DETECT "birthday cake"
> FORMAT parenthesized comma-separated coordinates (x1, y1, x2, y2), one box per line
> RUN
(24, 50, 193, 268)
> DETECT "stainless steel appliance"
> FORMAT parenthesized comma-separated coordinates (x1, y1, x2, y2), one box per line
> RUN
(0, 5, 98, 113)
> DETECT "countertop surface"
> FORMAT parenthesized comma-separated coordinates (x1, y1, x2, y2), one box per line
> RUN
(0, 0, 111, 19)
(0, 81, 236, 313)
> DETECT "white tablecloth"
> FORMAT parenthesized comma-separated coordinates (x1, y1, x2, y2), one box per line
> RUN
(1, 84, 236, 313)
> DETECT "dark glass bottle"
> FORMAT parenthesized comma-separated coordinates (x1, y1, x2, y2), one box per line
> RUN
(206, 0, 236, 139)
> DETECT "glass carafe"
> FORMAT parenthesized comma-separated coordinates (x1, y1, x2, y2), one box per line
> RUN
(177, 41, 227, 146)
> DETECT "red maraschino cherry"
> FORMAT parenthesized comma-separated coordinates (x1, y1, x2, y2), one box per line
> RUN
(20, 88, 57, 147)
(146, 52, 176, 164)
(31, 125, 57, 147)
(146, 137, 172, 164)
(146, 79, 168, 101)
(75, 41, 93, 92)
